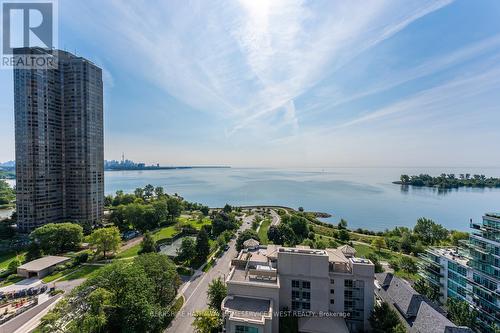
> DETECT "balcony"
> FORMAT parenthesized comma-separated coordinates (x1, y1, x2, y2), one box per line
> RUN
(418, 271, 442, 287)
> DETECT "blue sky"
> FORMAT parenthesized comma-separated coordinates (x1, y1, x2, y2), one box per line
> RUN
(1, 0, 500, 167)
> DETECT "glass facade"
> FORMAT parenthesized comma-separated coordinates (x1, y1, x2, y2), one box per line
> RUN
(344, 279, 365, 333)
(420, 213, 500, 332)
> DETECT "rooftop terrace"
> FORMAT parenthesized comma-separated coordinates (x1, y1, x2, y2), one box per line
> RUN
(222, 295, 272, 323)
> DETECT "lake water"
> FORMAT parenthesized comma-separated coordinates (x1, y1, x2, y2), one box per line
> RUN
(104, 167, 500, 232)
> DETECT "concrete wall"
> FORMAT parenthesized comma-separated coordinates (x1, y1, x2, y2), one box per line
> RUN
(226, 282, 279, 332)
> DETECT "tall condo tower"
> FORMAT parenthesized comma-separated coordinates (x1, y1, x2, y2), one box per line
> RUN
(14, 48, 104, 232)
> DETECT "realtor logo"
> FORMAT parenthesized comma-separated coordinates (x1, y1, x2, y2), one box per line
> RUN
(1, 0, 58, 69)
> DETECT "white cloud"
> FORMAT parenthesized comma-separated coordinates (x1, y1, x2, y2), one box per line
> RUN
(62, 0, 455, 137)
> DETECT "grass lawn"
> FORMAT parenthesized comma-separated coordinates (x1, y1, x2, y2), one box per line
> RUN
(117, 216, 212, 259)
(395, 270, 420, 282)
(59, 265, 102, 281)
(0, 252, 26, 270)
(0, 275, 24, 287)
(202, 258, 215, 272)
(257, 218, 271, 244)
(116, 243, 141, 259)
(42, 269, 74, 283)
(353, 242, 403, 262)
(153, 225, 179, 242)
(165, 296, 184, 326)
(178, 216, 211, 230)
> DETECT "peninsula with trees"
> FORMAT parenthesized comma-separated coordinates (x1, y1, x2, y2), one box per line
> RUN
(394, 173, 500, 189)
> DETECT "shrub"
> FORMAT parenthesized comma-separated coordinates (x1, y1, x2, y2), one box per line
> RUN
(388, 259, 400, 271)
(74, 252, 89, 264)
(400, 256, 418, 274)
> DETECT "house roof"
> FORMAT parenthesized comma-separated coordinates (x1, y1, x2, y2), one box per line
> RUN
(17, 256, 70, 272)
(375, 273, 473, 333)
(410, 302, 473, 333)
(382, 273, 425, 317)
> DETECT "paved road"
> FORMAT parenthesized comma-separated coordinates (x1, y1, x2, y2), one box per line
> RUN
(165, 214, 254, 333)
(270, 209, 281, 226)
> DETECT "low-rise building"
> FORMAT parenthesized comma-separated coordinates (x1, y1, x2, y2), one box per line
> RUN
(375, 273, 473, 333)
(222, 243, 375, 333)
(17, 256, 70, 279)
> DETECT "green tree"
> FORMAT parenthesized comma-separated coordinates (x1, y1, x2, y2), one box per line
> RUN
(399, 256, 418, 274)
(338, 229, 350, 242)
(222, 204, 232, 213)
(90, 227, 121, 259)
(139, 231, 156, 254)
(315, 239, 327, 249)
(414, 279, 440, 302)
(200, 206, 209, 216)
(167, 197, 182, 222)
(267, 225, 283, 244)
(30, 223, 83, 254)
(26, 242, 42, 261)
(369, 302, 403, 333)
(278, 223, 298, 246)
(212, 212, 238, 236)
(371, 238, 386, 252)
(399, 232, 415, 254)
(414, 217, 448, 245)
(134, 187, 144, 198)
(154, 186, 165, 197)
(450, 230, 468, 246)
(366, 253, 384, 273)
(7, 258, 20, 273)
(192, 309, 222, 333)
(196, 228, 210, 261)
(446, 297, 477, 328)
(207, 277, 227, 311)
(40, 256, 181, 333)
(134, 253, 181, 307)
(288, 215, 309, 240)
(177, 237, 196, 262)
(338, 218, 348, 230)
(144, 184, 155, 198)
(0, 220, 15, 240)
(80, 288, 112, 333)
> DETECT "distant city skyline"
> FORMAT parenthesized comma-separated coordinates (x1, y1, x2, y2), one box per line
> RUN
(1, 0, 500, 167)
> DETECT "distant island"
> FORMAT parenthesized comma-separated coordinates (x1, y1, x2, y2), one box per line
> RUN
(394, 173, 500, 189)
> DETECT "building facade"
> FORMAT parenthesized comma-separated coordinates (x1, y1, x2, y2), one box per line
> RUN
(419, 213, 500, 332)
(221, 244, 374, 333)
(14, 48, 104, 232)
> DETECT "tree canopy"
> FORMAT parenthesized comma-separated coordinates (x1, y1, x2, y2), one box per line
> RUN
(236, 229, 260, 251)
(369, 302, 403, 333)
(39, 254, 180, 333)
(30, 222, 83, 255)
(90, 226, 121, 258)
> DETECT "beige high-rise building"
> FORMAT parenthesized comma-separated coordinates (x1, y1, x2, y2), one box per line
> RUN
(14, 48, 104, 232)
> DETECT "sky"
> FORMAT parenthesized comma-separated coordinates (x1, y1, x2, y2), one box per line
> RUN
(1, 0, 500, 168)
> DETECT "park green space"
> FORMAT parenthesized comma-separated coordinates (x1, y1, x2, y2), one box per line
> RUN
(257, 218, 271, 244)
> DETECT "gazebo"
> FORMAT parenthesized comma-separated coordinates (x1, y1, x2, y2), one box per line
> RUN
(339, 244, 356, 258)
(243, 238, 260, 250)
